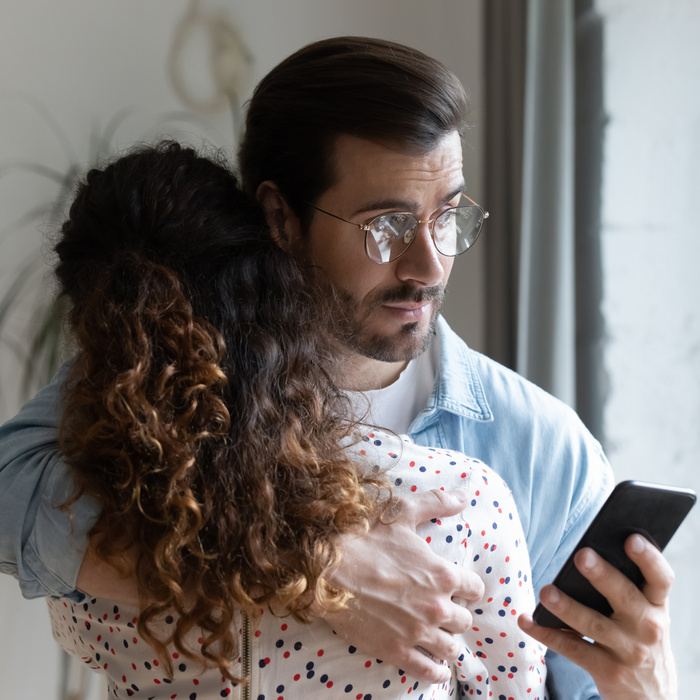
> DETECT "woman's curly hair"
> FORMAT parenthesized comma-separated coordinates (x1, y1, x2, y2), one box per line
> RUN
(55, 141, 387, 679)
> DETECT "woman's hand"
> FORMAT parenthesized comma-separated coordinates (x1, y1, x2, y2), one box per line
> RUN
(322, 488, 485, 683)
(519, 534, 678, 700)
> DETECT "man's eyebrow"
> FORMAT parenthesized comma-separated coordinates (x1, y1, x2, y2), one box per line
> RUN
(350, 185, 466, 218)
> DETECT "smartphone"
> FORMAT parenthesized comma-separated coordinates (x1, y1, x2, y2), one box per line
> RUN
(533, 480, 696, 629)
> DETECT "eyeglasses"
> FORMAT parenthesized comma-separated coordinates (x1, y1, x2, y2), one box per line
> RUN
(303, 195, 489, 264)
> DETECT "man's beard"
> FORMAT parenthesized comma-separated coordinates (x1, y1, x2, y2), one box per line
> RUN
(331, 283, 445, 363)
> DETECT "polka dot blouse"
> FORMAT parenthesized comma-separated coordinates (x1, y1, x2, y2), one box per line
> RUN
(47, 430, 548, 699)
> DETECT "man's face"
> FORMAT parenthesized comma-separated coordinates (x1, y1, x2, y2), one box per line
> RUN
(302, 131, 464, 364)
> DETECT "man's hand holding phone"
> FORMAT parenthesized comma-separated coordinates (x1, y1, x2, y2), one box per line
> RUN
(518, 481, 695, 700)
(520, 533, 677, 700)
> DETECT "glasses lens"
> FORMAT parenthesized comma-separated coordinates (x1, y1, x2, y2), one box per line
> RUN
(433, 206, 484, 256)
(366, 213, 418, 263)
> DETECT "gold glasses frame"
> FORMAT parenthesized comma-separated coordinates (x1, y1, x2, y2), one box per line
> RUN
(303, 195, 489, 264)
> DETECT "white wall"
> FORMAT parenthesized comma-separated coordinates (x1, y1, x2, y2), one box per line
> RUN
(0, 2, 484, 698)
(595, 1, 700, 697)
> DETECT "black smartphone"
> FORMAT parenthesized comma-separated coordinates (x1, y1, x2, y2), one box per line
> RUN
(533, 480, 696, 629)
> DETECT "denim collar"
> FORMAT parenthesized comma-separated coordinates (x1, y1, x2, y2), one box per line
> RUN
(410, 316, 493, 432)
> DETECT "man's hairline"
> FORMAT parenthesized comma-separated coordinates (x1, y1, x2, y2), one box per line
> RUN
(303, 128, 467, 211)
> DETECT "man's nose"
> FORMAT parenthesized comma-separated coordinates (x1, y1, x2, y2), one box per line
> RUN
(394, 221, 445, 287)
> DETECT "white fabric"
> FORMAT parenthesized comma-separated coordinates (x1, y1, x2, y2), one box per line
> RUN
(347, 339, 439, 434)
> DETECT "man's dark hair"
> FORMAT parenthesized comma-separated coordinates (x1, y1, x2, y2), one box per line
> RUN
(238, 36, 469, 222)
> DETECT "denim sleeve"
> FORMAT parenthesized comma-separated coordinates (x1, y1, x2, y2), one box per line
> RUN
(529, 417, 613, 700)
(0, 363, 98, 600)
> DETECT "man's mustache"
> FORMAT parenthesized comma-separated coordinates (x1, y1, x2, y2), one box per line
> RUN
(369, 284, 445, 310)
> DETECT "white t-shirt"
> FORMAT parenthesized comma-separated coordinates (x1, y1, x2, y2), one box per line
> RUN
(347, 336, 439, 434)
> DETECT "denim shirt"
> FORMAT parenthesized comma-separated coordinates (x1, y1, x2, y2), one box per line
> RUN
(0, 317, 612, 699)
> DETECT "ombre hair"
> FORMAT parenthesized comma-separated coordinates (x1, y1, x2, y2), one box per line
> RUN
(55, 141, 386, 678)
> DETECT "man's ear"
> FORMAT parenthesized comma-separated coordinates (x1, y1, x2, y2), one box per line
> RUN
(256, 181, 302, 252)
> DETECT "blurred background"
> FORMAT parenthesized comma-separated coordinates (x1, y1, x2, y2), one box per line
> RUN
(0, 0, 698, 697)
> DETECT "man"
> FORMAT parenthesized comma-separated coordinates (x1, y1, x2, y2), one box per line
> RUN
(238, 37, 677, 699)
(0, 37, 677, 699)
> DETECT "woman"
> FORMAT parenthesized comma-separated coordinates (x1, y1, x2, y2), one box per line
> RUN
(32, 142, 545, 698)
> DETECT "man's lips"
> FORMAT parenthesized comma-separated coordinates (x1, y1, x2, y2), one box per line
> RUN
(381, 300, 431, 320)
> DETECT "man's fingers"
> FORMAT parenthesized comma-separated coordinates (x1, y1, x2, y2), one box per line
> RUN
(382, 647, 452, 685)
(396, 488, 470, 528)
(625, 534, 675, 606)
(536, 582, 625, 647)
(518, 612, 611, 675)
(572, 547, 648, 622)
(451, 570, 485, 606)
(411, 626, 466, 666)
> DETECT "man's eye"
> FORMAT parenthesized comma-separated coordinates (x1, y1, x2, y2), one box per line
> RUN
(374, 216, 402, 237)
(436, 210, 456, 229)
